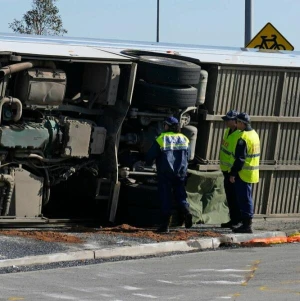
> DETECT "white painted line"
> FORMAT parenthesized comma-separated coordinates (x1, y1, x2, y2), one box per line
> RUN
(122, 286, 142, 291)
(226, 274, 246, 278)
(188, 269, 251, 273)
(216, 269, 252, 272)
(189, 269, 215, 272)
(179, 273, 244, 279)
(42, 293, 77, 299)
(180, 274, 207, 278)
(156, 280, 244, 286)
(133, 293, 158, 299)
(197, 280, 244, 285)
(72, 287, 109, 293)
(157, 280, 174, 284)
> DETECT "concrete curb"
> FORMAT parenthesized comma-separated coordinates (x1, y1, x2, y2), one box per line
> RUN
(94, 238, 216, 259)
(0, 250, 95, 268)
(223, 231, 287, 243)
(0, 231, 293, 269)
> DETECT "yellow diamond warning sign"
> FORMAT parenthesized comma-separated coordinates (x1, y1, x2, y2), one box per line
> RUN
(246, 22, 294, 51)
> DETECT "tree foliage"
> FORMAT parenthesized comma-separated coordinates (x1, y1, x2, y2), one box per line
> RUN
(9, 0, 67, 36)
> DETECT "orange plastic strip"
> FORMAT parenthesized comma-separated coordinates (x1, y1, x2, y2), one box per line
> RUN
(287, 235, 300, 243)
(246, 236, 288, 244)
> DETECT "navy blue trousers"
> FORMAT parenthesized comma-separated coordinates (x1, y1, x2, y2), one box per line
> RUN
(234, 175, 254, 219)
(157, 174, 189, 217)
(223, 172, 241, 223)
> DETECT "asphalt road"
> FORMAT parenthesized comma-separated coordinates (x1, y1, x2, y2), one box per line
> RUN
(0, 243, 298, 300)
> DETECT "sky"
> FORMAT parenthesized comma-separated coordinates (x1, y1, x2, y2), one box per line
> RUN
(1, 0, 299, 50)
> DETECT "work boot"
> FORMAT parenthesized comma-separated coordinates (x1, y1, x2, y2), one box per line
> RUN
(232, 218, 253, 233)
(221, 220, 241, 229)
(184, 207, 193, 229)
(156, 215, 171, 233)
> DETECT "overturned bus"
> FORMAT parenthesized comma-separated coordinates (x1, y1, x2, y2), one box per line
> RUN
(0, 33, 299, 225)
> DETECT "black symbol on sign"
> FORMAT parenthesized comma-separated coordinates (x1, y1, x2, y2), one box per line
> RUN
(254, 35, 286, 50)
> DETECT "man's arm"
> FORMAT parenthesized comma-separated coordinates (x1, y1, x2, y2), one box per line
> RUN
(145, 141, 161, 166)
(230, 138, 247, 180)
(187, 144, 191, 161)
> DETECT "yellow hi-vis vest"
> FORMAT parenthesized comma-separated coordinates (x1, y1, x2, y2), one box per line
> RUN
(219, 128, 241, 172)
(156, 132, 189, 151)
(238, 130, 260, 183)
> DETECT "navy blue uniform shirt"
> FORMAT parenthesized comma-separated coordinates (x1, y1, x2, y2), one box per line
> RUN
(230, 124, 252, 177)
(145, 134, 190, 178)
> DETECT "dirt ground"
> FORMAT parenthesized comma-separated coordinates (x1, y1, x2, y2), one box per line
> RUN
(94, 224, 222, 242)
(0, 224, 222, 243)
(0, 229, 84, 243)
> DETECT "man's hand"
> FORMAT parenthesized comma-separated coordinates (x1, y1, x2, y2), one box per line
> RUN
(133, 160, 145, 171)
(229, 176, 235, 183)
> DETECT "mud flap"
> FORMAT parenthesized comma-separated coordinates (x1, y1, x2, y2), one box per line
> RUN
(109, 181, 121, 223)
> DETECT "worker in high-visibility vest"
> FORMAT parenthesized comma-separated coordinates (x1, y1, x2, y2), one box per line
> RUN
(219, 110, 242, 229)
(145, 117, 192, 233)
(229, 113, 260, 233)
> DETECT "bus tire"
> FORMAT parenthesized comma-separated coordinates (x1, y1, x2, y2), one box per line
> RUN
(133, 81, 198, 108)
(137, 56, 201, 85)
